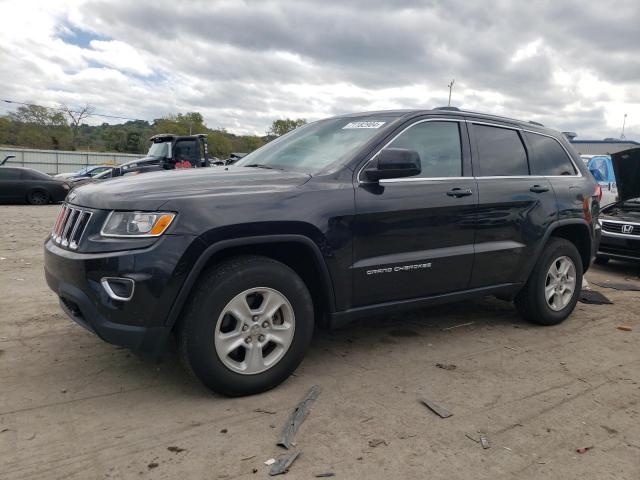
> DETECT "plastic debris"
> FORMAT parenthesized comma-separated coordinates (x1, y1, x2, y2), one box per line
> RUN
(277, 385, 321, 449)
(419, 398, 453, 418)
(368, 438, 387, 447)
(264, 459, 276, 466)
(480, 435, 490, 449)
(617, 325, 633, 332)
(269, 451, 300, 476)
(579, 290, 613, 305)
(576, 446, 593, 454)
(591, 280, 640, 292)
(435, 363, 457, 370)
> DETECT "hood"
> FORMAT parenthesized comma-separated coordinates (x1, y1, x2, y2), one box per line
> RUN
(68, 166, 311, 210)
(611, 147, 640, 202)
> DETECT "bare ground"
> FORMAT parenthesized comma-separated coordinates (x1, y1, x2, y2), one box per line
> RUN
(0, 204, 638, 480)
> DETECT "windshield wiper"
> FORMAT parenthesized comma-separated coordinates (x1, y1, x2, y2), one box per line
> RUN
(244, 163, 282, 170)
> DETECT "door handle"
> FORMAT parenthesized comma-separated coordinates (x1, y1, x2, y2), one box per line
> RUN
(446, 188, 473, 198)
(530, 185, 550, 193)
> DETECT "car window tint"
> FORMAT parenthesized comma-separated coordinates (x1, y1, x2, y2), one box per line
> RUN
(387, 121, 462, 177)
(525, 132, 576, 176)
(473, 124, 529, 176)
(0, 168, 21, 180)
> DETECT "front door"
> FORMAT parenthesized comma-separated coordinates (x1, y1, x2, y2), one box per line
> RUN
(352, 119, 477, 307)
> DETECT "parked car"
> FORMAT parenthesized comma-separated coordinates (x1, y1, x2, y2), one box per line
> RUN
(0, 166, 70, 204)
(44, 108, 600, 396)
(54, 165, 114, 181)
(596, 147, 640, 263)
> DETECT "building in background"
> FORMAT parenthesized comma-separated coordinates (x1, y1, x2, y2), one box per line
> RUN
(563, 132, 640, 155)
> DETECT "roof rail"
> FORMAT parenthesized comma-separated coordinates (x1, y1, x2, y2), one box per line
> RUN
(528, 120, 544, 127)
(434, 106, 460, 111)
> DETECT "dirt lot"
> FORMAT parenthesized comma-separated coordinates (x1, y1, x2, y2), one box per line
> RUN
(1, 204, 638, 479)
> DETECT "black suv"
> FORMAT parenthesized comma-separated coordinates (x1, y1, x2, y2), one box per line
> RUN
(44, 109, 600, 396)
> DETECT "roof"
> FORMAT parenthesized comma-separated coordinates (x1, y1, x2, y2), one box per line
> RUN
(570, 139, 640, 145)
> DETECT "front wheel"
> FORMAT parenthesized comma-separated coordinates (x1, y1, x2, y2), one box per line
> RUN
(515, 238, 583, 326)
(178, 255, 314, 396)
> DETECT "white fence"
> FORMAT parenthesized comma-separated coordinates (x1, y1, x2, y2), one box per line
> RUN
(0, 147, 141, 174)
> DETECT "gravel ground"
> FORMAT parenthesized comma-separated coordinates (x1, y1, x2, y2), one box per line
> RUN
(1, 204, 638, 480)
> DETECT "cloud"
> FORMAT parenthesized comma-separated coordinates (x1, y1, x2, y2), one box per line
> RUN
(0, 0, 639, 139)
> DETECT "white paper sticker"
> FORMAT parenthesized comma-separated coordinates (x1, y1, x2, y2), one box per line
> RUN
(342, 121, 386, 129)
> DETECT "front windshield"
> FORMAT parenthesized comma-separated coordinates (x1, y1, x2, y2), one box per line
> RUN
(147, 141, 170, 158)
(236, 116, 400, 173)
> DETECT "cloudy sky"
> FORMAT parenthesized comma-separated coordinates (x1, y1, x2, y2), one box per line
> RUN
(1, 0, 639, 138)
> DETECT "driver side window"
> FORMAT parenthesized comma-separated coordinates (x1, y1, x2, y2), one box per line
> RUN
(387, 121, 462, 178)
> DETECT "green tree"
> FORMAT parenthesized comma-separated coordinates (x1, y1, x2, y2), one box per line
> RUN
(267, 118, 307, 137)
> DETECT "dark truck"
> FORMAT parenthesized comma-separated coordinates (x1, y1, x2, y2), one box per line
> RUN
(44, 108, 601, 396)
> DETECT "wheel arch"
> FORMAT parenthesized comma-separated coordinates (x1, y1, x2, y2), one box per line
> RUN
(26, 186, 50, 203)
(165, 234, 336, 332)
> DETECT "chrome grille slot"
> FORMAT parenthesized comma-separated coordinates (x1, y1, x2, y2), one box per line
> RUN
(51, 205, 93, 249)
(602, 221, 640, 236)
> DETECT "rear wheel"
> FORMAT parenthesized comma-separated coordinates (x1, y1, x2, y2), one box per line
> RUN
(27, 189, 49, 205)
(178, 255, 314, 396)
(515, 238, 583, 326)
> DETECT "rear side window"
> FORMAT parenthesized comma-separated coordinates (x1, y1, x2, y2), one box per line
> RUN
(524, 132, 576, 176)
(473, 124, 529, 176)
(386, 121, 462, 177)
(174, 140, 200, 165)
(0, 168, 21, 180)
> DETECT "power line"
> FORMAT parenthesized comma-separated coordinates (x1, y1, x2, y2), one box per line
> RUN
(1, 99, 145, 122)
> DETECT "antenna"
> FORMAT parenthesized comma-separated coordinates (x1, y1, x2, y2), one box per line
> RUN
(447, 79, 455, 107)
(621, 113, 627, 140)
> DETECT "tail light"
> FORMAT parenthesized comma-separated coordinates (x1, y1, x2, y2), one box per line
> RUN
(594, 184, 603, 203)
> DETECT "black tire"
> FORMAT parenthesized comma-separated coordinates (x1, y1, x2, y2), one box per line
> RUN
(27, 189, 49, 205)
(178, 255, 314, 396)
(515, 238, 583, 326)
(594, 256, 609, 265)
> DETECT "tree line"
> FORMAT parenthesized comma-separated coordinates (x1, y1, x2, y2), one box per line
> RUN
(0, 104, 306, 159)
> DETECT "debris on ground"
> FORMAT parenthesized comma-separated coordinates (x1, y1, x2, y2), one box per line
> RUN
(147, 462, 159, 469)
(579, 290, 613, 305)
(277, 385, 321, 449)
(591, 280, 640, 292)
(255, 408, 277, 414)
(315, 473, 335, 478)
(576, 446, 593, 454)
(480, 435, 490, 449)
(167, 446, 186, 453)
(435, 363, 457, 370)
(465, 433, 480, 443)
(368, 438, 388, 447)
(269, 451, 300, 476)
(616, 325, 633, 332)
(220, 429, 228, 433)
(241, 455, 256, 461)
(419, 398, 453, 418)
(504, 346, 518, 351)
(442, 322, 474, 331)
(264, 458, 276, 466)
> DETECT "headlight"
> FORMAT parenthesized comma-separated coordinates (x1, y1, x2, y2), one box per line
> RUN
(101, 211, 175, 237)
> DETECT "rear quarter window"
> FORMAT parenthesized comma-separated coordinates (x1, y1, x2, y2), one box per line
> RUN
(525, 132, 576, 176)
(472, 124, 529, 176)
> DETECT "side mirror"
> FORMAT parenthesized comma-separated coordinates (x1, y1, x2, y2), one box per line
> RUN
(363, 148, 421, 182)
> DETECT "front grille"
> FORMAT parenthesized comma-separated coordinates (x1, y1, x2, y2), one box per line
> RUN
(51, 204, 93, 249)
(602, 221, 640, 236)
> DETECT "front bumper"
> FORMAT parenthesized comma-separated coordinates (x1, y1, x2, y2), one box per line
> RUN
(597, 231, 640, 262)
(44, 234, 199, 352)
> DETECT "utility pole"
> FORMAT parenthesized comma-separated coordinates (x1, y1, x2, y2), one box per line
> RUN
(621, 113, 627, 140)
(447, 79, 455, 107)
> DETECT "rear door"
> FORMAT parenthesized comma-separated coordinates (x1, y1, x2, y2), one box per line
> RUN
(468, 121, 557, 287)
(0, 168, 25, 201)
(352, 118, 477, 306)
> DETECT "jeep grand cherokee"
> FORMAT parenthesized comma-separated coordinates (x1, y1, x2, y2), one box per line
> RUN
(44, 108, 601, 396)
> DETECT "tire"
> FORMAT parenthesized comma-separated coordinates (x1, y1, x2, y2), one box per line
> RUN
(178, 255, 314, 396)
(515, 238, 583, 326)
(27, 189, 49, 205)
(594, 257, 609, 265)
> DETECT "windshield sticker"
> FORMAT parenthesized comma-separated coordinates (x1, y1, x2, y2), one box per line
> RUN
(343, 121, 386, 129)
